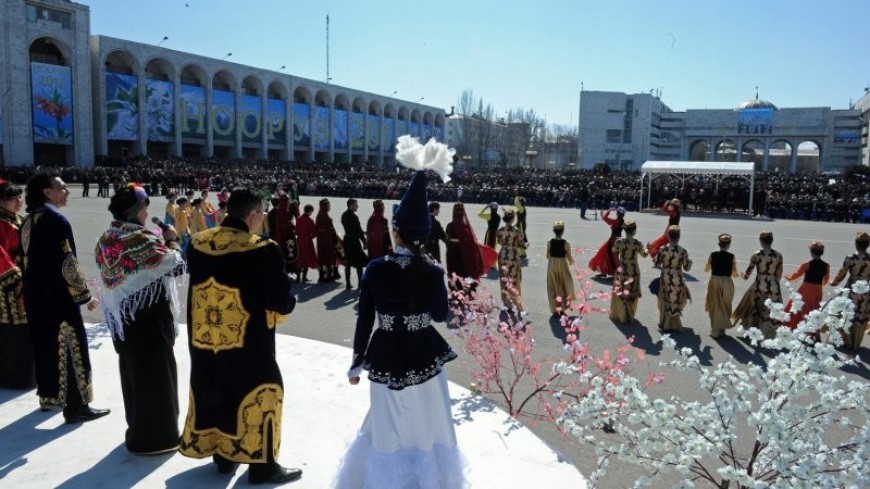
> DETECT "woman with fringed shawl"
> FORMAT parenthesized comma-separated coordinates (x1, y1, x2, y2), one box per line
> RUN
(335, 136, 466, 488)
(95, 184, 186, 454)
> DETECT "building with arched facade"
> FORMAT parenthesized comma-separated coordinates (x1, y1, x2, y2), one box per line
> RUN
(0, 0, 445, 167)
(578, 90, 862, 173)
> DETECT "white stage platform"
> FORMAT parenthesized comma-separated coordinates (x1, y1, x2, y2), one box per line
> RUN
(0, 324, 586, 488)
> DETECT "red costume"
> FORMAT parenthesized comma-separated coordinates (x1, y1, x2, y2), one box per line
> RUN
(648, 201, 680, 260)
(366, 201, 391, 261)
(445, 203, 484, 285)
(588, 209, 623, 277)
(784, 256, 829, 330)
(295, 213, 318, 269)
(315, 200, 341, 281)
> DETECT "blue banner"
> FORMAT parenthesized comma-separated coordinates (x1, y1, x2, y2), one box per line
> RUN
(105, 73, 138, 141)
(397, 120, 408, 139)
(146, 79, 173, 142)
(293, 102, 310, 147)
(0, 109, 3, 145)
(422, 123, 433, 142)
(367, 114, 380, 152)
(180, 84, 206, 139)
(410, 122, 421, 138)
(334, 109, 348, 150)
(738, 108, 773, 135)
(381, 118, 395, 152)
(433, 126, 443, 142)
(31, 62, 73, 145)
(241, 94, 261, 143)
(212, 89, 235, 141)
(313, 106, 330, 151)
(350, 112, 365, 150)
(834, 131, 860, 144)
(267, 99, 286, 143)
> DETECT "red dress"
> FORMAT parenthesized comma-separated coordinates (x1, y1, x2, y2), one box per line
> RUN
(648, 203, 680, 260)
(784, 258, 829, 330)
(295, 214, 318, 269)
(366, 210, 391, 261)
(588, 211, 621, 276)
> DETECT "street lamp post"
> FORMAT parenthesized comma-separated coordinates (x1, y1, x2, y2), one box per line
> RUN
(157, 36, 168, 47)
(221, 52, 232, 61)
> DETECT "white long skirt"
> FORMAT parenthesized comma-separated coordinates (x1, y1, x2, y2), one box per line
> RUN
(333, 371, 468, 488)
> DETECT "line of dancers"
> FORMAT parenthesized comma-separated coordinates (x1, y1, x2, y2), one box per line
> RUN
(586, 198, 869, 352)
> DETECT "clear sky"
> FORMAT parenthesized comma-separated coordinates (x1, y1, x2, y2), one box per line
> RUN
(83, 0, 870, 127)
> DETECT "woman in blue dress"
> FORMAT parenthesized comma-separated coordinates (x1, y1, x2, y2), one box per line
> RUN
(335, 136, 467, 488)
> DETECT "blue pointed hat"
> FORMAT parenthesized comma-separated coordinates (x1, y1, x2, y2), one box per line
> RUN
(392, 135, 455, 247)
(392, 171, 430, 245)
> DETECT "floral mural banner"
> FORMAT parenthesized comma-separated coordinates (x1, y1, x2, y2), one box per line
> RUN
(105, 73, 138, 141)
(180, 84, 206, 139)
(241, 94, 261, 143)
(350, 112, 364, 150)
(397, 120, 409, 139)
(266, 99, 285, 143)
(410, 122, 421, 139)
(381, 118, 394, 152)
(313, 106, 329, 151)
(31, 62, 73, 145)
(333, 109, 348, 150)
(212, 89, 235, 142)
(146, 79, 174, 142)
(367, 114, 380, 152)
(293, 102, 310, 147)
(422, 123, 433, 142)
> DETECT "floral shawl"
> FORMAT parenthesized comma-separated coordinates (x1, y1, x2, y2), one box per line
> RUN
(95, 220, 185, 339)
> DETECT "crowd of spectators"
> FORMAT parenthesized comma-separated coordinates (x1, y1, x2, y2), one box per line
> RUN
(2, 157, 869, 223)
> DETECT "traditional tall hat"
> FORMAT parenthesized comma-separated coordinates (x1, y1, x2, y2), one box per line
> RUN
(392, 135, 455, 246)
(718, 233, 732, 244)
(553, 220, 565, 230)
(502, 206, 516, 218)
(623, 219, 637, 231)
(856, 231, 870, 245)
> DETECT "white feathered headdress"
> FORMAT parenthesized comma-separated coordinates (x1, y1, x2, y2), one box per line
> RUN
(395, 135, 455, 183)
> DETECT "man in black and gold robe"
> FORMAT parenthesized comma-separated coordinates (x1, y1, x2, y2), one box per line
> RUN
(21, 175, 110, 423)
(179, 188, 301, 485)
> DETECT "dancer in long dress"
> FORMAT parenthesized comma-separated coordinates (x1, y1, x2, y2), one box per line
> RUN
(647, 199, 681, 261)
(478, 202, 500, 250)
(830, 232, 870, 351)
(588, 207, 624, 278)
(546, 221, 575, 316)
(732, 231, 783, 339)
(784, 241, 829, 331)
(335, 135, 466, 489)
(704, 233, 738, 339)
(366, 200, 392, 261)
(514, 195, 529, 259)
(656, 225, 692, 332)
(610, 220, 647, 324)
(445, 203, 484, 293)
(295, 204, 318, 283)
(0, 182, 34, 389)
(496, 208, 524, 311)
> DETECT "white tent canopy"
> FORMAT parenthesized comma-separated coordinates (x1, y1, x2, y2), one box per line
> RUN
(639, 161, 756, 211)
